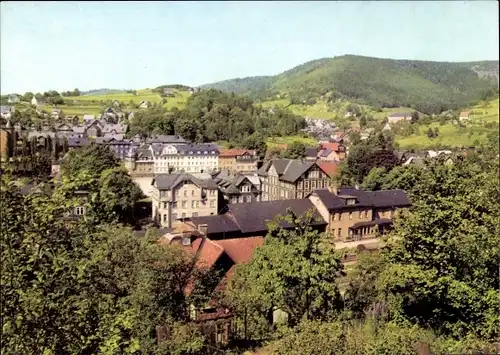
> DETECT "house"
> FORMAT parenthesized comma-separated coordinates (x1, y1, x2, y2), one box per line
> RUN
(157, 229, 264, 345)
(31, 96, 38, 106)
(112, 100, 121, 108)
(318, 142, 346, 161)
(7, 95, 20, 104)
(218, 149, 258, 172)
(51, 108, 64, 120)
(308, 186, 411, 244)
(186, 198, 327, 240)
(318, 162, 340, 179)
(188, 87, 200, 94)
(387, 112, 411, 124)
(102, 123, 128, 136)
(151, 143, 219, 174)
(0, 106, 15, 120)
(425, 150, 452, 158)
(213, 170, 262, 204)
(138, 100, 150, 109)
(163, 88, 175, 97)
(146, 134, 188, 144)
(151, 173, 219, 228)
(95, 135, 138, 159)
(83, 115, 95, 124)
(124, 146, 155, 178)
(459, 111, 471, 121)
(303, 147, 319, 161)
(65, 115, 79, 125)
(258, 159, 333, 201)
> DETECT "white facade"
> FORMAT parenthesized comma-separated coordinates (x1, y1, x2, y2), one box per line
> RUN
(151, 144, 219, 174)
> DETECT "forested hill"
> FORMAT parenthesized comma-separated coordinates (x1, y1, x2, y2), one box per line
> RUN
(201, 55, 499, 114)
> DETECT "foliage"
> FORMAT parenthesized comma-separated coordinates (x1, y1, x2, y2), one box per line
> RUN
(202, 55, 499, 114)
(281, 141, 306, 159)
(61, 145, 119, 178)
(128, 89, 306, 147)
(379, 155, 500, 339)
(0, 176, 209, 354)
(226, 210, 344, 329)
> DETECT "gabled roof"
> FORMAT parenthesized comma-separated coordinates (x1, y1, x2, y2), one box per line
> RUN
(153, 173, 218, 190)
(189, 215, 241, 235)
(258, 159, 317, 183)
(219, 149, 255, 158)
(321, 142, 343, 152)
(338, 188, 412, 208)
(304, 147, 318, 158)
(228, 198, 326, 234)
(216, 237, 264, 263)
(146, 135, 188, 144)
(319, 162, 340, 177)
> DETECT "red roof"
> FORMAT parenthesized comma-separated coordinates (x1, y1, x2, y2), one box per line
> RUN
(321, 142, 342, 151)
(216, 237, 265, 263)
(219, 149, 255, 157)
(319, 162, 340, 177)
(460, 111, 470, 117)
(190, 238, 225, 269)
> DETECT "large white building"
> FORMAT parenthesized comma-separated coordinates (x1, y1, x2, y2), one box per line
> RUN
(150, 142, 219, 174)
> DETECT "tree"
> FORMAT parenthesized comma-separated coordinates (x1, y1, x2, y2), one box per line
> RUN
(281, 142, 306, 159)
(0, 175, 210, 354)
(361, 167, 387, 191)
(410, 111, 419, 123)
(359, 115, 367, 128)
(426, 127, 435, 138)
(226, 210, 344, 328)
(61, 145, 119, 178)
(433, 127, 439, 137)
(378, 156, 500, 339)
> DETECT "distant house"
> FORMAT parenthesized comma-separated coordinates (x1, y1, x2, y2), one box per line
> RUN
(163, 88, 175, 97)
(387, 112, 411, 124)
(65, 115, 80, 125)
(31, 96, 38, 106)
(459, 111, 471, 121)
(83, 115, 95, 124)
(7, 95, 20, 104)
(51, 108, 64, 120)
(188, 87, 200, 94)
(138, 100, 150, 109)
(112, 100, 121, 108)
(0, 106, 15, 120)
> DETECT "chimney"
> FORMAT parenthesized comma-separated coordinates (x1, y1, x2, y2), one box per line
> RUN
(197, 223, 208, 236)
(327, 184, 338, 195)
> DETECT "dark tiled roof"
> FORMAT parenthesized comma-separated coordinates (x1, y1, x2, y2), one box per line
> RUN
(350, 218, 393, 229)
(176, 143, 219, 156)
(189, 215, 241, 235)
(259, 159, 316, 183)
(153, 173, 218, 190)
(313, 189, 349, 210)
(304, 147, 318, 158)
(338, 188, 411, 208)
(228, 198, 326, 234)
(146, 135, 188, 144)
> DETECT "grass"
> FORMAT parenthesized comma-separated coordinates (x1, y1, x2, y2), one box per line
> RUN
(266, 135, 317, 149)
(66, 89, 163, 104)
(396, 98, 499, 149)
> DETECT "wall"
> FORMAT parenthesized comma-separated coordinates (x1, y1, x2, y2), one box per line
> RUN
(133, 176, 154, 197)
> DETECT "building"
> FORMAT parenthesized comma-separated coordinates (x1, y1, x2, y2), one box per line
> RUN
(459, 111, 471, 121)
(157, 228, 265, 345)
(124, 146, 155, 176)
(387, 112, 411, 124)
(0, 106, 15, 120)
(138, 100, 150, 109)
(95, 135, 138, 159)
(146, 134, 189, 145)
(307, 187, 411, 242)
(7, 95, 20, 104)
(31, 96, 38, 106)
(186, 198, 327, 240)
(213, 170, 262, 204)
(151, 143, 219, 174)
(318, 142, 346, 161)
(51, 108, 64, 120)
(151, 173, 219, 228)
(218, 149, 258, 173)
(258, 159, 333, 201)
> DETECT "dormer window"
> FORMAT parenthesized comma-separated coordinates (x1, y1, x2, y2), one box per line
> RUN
(346, 198, 356, 205)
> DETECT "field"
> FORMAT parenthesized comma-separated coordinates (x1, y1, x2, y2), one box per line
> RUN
(26, 89, 192, 118)
(396, 98, 499, 149)
(266, 136, 317, 149)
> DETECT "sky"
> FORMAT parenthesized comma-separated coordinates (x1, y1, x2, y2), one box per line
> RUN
(1, 1, 498, 94)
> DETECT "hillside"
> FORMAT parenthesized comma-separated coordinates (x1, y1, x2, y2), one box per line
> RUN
(201, 55, 499, 114)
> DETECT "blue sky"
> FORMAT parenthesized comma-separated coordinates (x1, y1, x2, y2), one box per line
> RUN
(1, 1, 498, 94)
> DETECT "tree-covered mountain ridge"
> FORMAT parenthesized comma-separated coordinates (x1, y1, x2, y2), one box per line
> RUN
(200, 55, 499, 114)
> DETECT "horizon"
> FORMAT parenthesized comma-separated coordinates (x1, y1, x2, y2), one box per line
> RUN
(1, 1, 499, 94)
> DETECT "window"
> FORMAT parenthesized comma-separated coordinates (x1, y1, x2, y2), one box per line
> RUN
(181, 212, 186, 218)
(184, 190, 187, 197)
(163, 202, 168, 209)
(181, 201, 187, 208)
(175, 189, 180, 197)
(238, 196, 244, 203)
(339, 213, 342, 221)
(349, 212, 352, 220)
(172, 213, 178, 220)
(337, 228, 342, 239)
(297, 192, 303, 199)
(241, 185, 250, 193)
(332, 213, 336, 221)
(74, 206, 86, 216)
(163, 214, 167, 222)
(192, 212, 198, 217)
(359, 211, 363, 219)
(365, 210, 368, 218)
(210, 199, 215, 207)
(172, 202, 178, 208)
(304, 181, 310, 189)
(196, 201, 200, 208)
(246, 195, 252, 202)
(309, 170, 319, 178)
(192, 189, 195, 196)
(191, 201, 196, 208)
